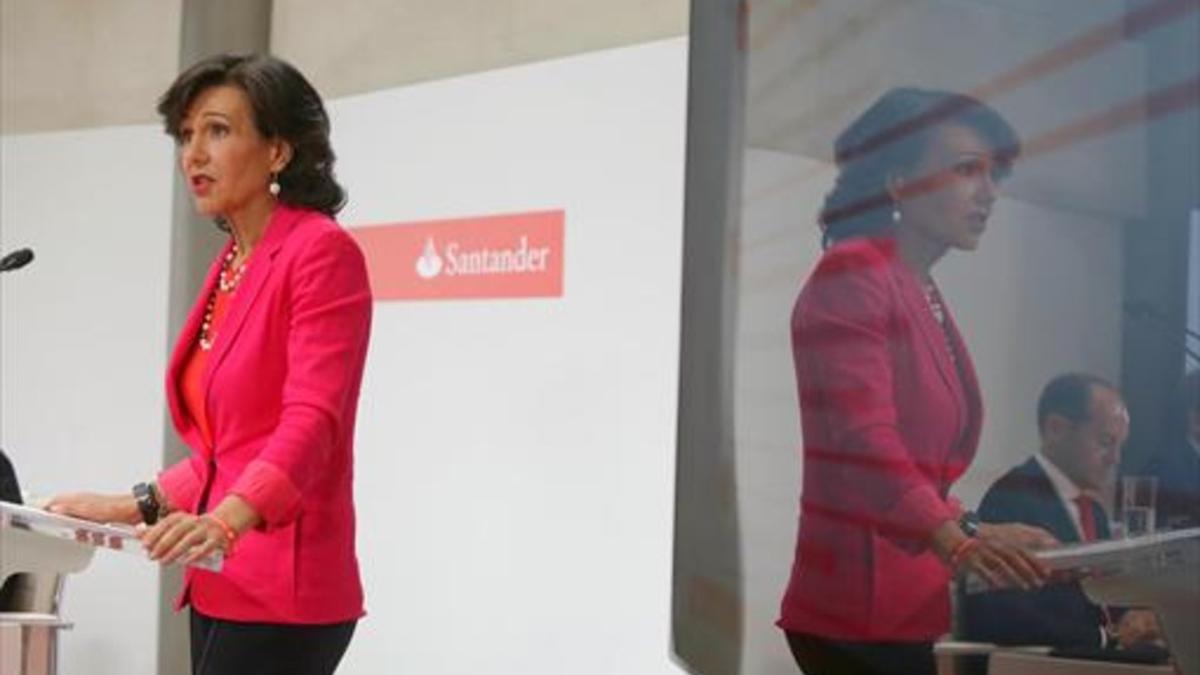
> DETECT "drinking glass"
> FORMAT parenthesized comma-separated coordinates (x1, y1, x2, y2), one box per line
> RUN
(1121, 476, 1158, 538)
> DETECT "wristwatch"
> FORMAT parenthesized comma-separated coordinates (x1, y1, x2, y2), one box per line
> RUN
(958, 510, 981, 538)
(132, 482, 162, 525)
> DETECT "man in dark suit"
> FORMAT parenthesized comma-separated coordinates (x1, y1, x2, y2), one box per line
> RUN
(963, 373, 1159, 649)
(0, 447, 21, 504)
(1150, 369, 1200, 530)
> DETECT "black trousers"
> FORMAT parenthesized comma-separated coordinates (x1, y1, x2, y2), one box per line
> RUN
(785, 631, 936, 675)
(190, 609, 356, 675)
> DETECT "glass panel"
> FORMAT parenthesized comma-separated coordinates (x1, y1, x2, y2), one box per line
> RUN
(674, 1, 1198, 672)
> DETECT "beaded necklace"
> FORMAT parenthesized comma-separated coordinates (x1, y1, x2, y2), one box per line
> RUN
(923, 282, 946, 326)
(923, 281, 957, 365)
(198, 243, 249, 351)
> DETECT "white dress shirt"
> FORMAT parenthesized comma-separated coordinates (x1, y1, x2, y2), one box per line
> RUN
(1033, 451, 1091, 541)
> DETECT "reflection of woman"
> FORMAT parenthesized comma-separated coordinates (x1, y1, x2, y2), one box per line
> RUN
(777, 88, 1054, 675)
(48, 54, 370, 675)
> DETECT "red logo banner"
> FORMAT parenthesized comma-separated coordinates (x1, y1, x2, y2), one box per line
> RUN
(349, 210, 565, 301)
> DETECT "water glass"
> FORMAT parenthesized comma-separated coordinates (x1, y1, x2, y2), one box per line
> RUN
(1121, 475, 1158, 538)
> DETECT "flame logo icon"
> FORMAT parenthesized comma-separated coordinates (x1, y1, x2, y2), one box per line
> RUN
(415, 237, 443, 280)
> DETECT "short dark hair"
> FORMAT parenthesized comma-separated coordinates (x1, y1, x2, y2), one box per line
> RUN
(820, 87, 1020, 247)
(1037, 373, 1119, 431)
(157, 53, 346, 216)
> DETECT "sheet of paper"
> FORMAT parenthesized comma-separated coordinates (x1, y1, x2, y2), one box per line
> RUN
(961, 527, 1200, 593)
(1035, 527, 1200, 576)
(1, 501, 222, 572)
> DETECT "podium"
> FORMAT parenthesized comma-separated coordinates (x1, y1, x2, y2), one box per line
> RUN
(1038, 527, 1200, 675)
(0, 502, 223, 674)
(0, 503, 96, 675)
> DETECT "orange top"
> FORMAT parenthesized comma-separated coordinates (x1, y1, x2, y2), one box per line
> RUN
(179, 287, 236, 449)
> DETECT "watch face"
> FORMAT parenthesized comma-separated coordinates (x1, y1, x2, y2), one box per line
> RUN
(960, 512, 980, 536)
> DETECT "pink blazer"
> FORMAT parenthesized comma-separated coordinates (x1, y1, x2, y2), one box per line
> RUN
(158, 204, 371, 624)
(778, 236, 982, 641)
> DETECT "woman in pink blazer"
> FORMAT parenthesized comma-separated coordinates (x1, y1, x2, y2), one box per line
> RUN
(777, 88, 1055, 675)
(49, 54, 369, 675)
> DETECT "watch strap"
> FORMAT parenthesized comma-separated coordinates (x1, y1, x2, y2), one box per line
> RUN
(133, 482, 161, 525)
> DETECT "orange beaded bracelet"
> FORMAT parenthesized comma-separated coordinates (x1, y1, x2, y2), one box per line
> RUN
(204, 513, 238, 555)
(948, 537, 980, 568)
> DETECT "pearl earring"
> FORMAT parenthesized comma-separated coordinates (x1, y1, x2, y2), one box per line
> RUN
(268, 173, 281, 197)
(891, 206, 902, 223)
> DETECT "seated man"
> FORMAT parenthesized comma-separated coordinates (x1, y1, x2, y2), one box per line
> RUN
(1150, 369, 1200, 530)
(962, 373, 1159, 650)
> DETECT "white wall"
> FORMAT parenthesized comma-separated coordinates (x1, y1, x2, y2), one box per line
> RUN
(329, 38, 689, 675)
(1, 125, 175, 674)
(732, 147, 1124, 673)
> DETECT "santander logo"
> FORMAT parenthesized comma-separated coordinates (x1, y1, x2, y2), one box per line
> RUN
(417, 235, 551, 280)
(415, 237, 444, 279)
(350, 210, 564, 301)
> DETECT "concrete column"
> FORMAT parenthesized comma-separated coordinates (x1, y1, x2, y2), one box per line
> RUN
(672, 1, 747, 673)
(158, 3, 272, 672)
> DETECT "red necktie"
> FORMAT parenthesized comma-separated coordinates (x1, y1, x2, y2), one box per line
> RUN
(1074, 495, 1115, 631)
(1075, 495, 1098, 542)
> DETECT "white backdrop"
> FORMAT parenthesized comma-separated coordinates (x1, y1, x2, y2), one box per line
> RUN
(330, 38, 689, 675)
(1, 125, 175, 675)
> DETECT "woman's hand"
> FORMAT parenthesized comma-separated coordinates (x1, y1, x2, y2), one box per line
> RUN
(962, 522, 1058, 590)
(933, 519, 1057, 590)
(138, 495, 258, 566)
(139, 512, 230, 565)
(45, 492, 140, 525)
(1113, 609, 1162, 649)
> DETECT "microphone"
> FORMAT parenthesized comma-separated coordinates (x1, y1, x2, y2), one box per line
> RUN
(0, 248, 34, 273)
(1124, 299, 1200, 363)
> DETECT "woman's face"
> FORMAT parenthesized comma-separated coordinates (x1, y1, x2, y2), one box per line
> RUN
(890, 124, 1002, 252)
(177, 84, 286, 221)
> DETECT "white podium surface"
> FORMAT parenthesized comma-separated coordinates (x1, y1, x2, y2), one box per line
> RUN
(1038, 528, 1200, 675)
(1, 503, 101, 617)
